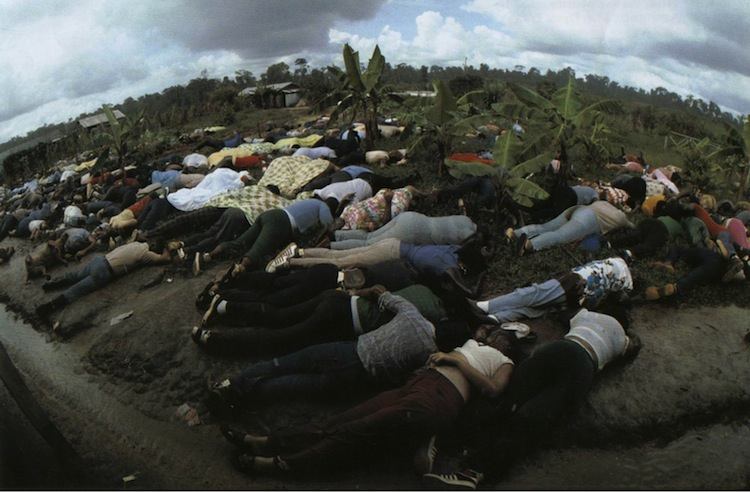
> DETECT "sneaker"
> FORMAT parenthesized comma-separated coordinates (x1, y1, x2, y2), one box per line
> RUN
(423, 469, 484, 490)
(413, 435, 438, 475)
(722, 256, 746, 283)
(265, 243, 298, 273)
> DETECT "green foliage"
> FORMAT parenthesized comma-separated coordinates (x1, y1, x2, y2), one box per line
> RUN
(329, 43, 398, 150)
(100, 105, 144, 175)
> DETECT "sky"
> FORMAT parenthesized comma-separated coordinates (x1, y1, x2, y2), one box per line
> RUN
(1, 0, 749, 144)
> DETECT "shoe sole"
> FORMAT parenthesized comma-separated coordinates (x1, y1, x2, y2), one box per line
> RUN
(413, 435, 437, 475)
(422, 474, 476, 491)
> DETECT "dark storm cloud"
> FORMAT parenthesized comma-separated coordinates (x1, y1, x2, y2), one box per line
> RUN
(138, 0, 386, 58)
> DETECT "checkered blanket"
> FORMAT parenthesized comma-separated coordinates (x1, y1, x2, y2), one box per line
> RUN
(205, 185, 294, 224)
(257, 156, 331, 199)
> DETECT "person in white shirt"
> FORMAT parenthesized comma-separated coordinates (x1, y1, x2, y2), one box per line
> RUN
(222, 326, 514, 478)
(313, 178, 373, 215)
(426, 308, 641, 490)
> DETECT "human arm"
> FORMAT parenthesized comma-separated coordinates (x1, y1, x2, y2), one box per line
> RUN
(382, 190, 394, 224)
(74, 237, 97, 260)
(428, 351, 514, 398)
(351, 284, 386, 298)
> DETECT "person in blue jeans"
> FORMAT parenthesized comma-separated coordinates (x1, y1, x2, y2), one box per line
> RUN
(203, 287, 470, 416)
(36, 242, 171, 317)
(508, 201, 633, 255)
(470, 256, 633, 323)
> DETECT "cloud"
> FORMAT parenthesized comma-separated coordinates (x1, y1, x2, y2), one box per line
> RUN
(2, 0, 749, 144)
(0, 0, 386, 142)
(328, 3, 750, 116)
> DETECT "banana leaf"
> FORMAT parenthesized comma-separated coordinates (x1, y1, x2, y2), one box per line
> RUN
(507, 83, 554, 111)
(342, 44, 365, 92)
(552, 78, 581, 121)
(508, 152, 554, 178)
(507, 177, 549, 207)
(361, 45, 385, 93)
(457, 89, 486, 107)
(493, 130, 518, 169)
(426, 80, 457, 126)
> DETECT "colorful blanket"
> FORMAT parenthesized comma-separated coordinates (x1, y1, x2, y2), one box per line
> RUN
(257, 156, 331, 199)
(206, 184, 293, 224)
(207, 143, 276, 167)
(272, 134, 323, 150)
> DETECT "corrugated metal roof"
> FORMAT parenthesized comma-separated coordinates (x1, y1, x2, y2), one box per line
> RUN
(238, 82, 301, 96)
(78, 110, 126, 128)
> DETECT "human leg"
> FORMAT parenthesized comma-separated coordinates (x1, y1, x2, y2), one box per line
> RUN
(229, 341, 365, 400)
(528, 208, 600, 251)
(61, 256, 114, 303)
(289, 239, 400, 269)
(276, 370, 463, 474)
(468, 340, 594, 477)
(481, 279, 566, 322)
(207, 292, 354, 353)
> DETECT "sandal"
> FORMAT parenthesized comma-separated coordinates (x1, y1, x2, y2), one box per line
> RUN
(221, 425, 269, 454)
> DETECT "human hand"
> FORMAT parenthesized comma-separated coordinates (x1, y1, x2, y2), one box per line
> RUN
(428, 352, 460, 367)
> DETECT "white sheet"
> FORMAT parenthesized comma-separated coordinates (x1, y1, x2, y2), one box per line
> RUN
(167, 168, 247, 211)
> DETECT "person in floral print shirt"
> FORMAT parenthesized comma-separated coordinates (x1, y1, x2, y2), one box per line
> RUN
(337, 185, 420, 232)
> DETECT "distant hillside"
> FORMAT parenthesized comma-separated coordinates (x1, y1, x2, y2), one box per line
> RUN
(1, 60, 744, 183)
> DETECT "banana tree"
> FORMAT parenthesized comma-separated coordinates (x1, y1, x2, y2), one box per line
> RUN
(329, 44, 400, 150)
(506, 77, 621, 172)
(101, 105, 144, 178)
(403, 80, 493, 175)
(444, 129, 552, 207)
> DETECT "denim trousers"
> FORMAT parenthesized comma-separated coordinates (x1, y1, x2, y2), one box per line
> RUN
(61, 256, 114, 303)
(484, 278, 566, 322)
(231, 340, 367, 401)
(517, 207, 600, 251)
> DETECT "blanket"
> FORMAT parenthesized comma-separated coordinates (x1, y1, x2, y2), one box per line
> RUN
(206, 185, 294, 224)
(257, 156, 331, 199)
(206, 142, 276, 167)
(272, 134, 323, 150)
(167, 168, 247, 211)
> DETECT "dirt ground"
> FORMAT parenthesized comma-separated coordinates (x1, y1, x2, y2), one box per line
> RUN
(1, 208, 749, 490)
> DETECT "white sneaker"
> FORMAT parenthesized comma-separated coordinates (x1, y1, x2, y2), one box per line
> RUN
(423, 469, 484, 490)
(413, 435, 438, 475)
(265, 242, 298, 273)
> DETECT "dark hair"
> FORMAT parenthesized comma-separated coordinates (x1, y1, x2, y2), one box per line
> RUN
(434, 319, 471, 352)
(594, 301, 631, 332)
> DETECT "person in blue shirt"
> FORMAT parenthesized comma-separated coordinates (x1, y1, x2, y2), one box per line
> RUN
(204, 198, 335, 274)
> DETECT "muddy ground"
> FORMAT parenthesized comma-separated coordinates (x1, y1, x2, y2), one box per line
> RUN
(1, 206, 749, 491)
